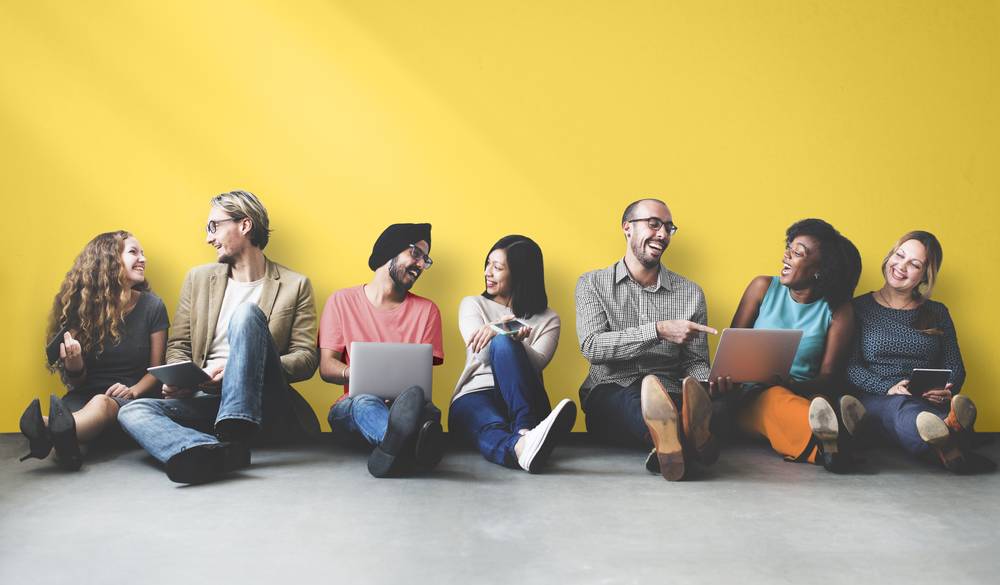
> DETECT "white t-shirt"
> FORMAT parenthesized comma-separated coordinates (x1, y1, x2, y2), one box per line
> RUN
(204, 277, 265, 372)
(452, 295, 560, 402)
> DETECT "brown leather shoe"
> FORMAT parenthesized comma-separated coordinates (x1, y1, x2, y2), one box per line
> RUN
(641, 375, 684, 481)
(681, 377, 718, 465)
(944, 394, 976, 434)
(916, 412, 964, 473)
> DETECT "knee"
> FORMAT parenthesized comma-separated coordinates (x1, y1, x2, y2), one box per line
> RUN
(90, 394, 119, 417)
(228, 303, 266, 336)
(118, 398, 154, 425)
(489, 333, 519, 361)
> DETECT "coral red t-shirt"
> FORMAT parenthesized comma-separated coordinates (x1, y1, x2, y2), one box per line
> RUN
(319, 285, 444, 397)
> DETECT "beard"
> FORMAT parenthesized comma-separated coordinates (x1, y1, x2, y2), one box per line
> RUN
(630, 236, 665, 269)
(389, 257, 419, 292)
(217, 252, 235, 266)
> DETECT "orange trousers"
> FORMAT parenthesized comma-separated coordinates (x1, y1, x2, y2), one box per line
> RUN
(738, 385, 817, 463)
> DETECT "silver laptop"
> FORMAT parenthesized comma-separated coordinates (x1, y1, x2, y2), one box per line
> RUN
(348, 342, 433, 401)
(702, 328, 803, 384)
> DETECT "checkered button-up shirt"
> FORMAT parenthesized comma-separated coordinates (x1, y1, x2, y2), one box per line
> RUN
(575, 260, 711, 404)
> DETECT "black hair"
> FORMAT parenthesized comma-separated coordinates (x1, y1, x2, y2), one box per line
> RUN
(785, 218, 862, 308)
(481, 235, 548, 319)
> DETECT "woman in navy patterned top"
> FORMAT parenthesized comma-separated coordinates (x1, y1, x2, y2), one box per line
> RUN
(846, 231, 984, 472)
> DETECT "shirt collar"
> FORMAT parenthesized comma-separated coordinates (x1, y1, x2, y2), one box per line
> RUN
(614, 260, 672, 292)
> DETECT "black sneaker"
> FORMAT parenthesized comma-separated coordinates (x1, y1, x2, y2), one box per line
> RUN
(165, 442, 251, 484)
(368, 387, 424, 478)
(644, 449, 660, 474)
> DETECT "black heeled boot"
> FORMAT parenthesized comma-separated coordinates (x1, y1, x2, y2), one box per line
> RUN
(19, 398, 52, 461)
(48, 395, 82, 471)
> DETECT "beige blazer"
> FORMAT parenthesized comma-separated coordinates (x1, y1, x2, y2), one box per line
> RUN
(166, 258, 318, 383)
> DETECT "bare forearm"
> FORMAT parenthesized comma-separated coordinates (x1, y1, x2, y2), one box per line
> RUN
(130, 373, 162, 398)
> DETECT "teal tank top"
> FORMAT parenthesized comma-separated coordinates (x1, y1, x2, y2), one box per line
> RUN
(752, 276, 832, 382)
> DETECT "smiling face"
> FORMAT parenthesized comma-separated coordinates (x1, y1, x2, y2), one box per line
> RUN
(780, 234, 822, 288)
(484, 248, 512, 302)
(205, 206, 251, 264)
(388, 239, 430, 292)
(120, 236, 146, 287)
(884, 238, 928, 294)
(623, 200, 672, 269)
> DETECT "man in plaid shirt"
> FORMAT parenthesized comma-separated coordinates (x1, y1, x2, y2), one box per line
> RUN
(575, 198, 720, 481)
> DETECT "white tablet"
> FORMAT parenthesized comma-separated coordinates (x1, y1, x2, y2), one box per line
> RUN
(703, 328, 803, 384)
(147, 361, 212, 388)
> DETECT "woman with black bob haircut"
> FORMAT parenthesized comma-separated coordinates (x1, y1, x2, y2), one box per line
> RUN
(449, 235, 576, 473)
(699, 218, 862, 473)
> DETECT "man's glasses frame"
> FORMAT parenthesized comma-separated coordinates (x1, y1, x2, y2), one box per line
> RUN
(627, 217, 678, 235)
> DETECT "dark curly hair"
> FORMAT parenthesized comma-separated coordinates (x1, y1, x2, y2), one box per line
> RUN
(785, 219, 861, 308)
(46, 230, 151, 370)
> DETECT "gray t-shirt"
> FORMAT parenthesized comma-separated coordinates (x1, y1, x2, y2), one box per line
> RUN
(73, 291, 170, 396)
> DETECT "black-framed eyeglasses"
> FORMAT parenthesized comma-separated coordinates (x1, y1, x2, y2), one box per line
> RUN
(628, 217, 678, 235)
(206, 218, 238, 234)
(408, 244, 433, 268)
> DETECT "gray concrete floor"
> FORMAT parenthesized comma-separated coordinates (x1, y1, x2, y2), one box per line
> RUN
(1, 434, 998, 585)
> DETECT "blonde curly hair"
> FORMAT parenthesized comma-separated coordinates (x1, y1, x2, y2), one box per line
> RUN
(46, 230, 149, 369)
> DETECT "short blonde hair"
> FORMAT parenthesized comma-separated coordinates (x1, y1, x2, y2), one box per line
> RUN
(211, 190, 271, 249)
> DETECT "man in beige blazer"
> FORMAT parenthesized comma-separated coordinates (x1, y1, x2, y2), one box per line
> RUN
(119, 190, 319, 484)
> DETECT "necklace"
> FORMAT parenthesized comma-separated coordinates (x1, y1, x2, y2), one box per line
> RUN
(877, 289, 915, 310)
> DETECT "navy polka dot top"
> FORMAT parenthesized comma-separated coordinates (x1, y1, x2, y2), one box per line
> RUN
(847, 293, 965, 395)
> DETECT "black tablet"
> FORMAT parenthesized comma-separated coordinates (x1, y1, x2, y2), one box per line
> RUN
(909, 368, 951, 396)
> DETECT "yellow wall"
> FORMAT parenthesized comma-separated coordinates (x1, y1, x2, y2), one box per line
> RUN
(2, 1, 997, 431)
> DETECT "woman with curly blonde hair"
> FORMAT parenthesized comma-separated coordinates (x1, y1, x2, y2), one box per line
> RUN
(19, 230, 169, 470)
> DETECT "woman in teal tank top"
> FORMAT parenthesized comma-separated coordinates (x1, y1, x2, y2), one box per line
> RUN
(700, 219, 862, 473)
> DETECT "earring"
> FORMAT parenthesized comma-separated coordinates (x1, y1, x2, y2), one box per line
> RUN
(814, 273, 821, 280)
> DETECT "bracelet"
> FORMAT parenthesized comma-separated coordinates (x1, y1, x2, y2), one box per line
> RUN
(340, 364, 348, 381)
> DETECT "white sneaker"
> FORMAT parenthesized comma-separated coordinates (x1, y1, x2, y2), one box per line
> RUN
(517, 398, 577, 473)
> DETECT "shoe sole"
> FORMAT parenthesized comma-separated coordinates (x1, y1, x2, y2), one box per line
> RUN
(166, 443, 251, 484)
(681, 377, 717, 465)
(521, 399, 577, 474)
(19, 398, 52, 461)
(368, 388, 424, 478)
(916, 411, 964, 472)
(641, 376, 684, 481)
(48, 395, 82, 471)
(839, 395, 866, 437)
(949, 395, 977, 432)
(808, 397, 839, 455)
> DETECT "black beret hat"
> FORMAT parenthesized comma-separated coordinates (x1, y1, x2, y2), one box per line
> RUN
(368, 223, 432, 271)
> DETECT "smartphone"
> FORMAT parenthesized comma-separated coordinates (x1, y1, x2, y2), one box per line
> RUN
(490, 319, 528, 335)
(909, 368, 952, 396)
(45, 326, 71, 365)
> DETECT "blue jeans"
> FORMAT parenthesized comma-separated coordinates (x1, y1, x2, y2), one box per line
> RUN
(581, 380, 654, 449)
(448, 334, 553, 468)
(119, 303, 289, 463)
(328, 391, 441, 448)
(859, 393, 949, 457)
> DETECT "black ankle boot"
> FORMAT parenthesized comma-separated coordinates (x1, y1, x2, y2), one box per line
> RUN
(19, 398, 52, 461)
(48, 395, 82, 471)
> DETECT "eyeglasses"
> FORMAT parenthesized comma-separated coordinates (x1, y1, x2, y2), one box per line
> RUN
(408, 244, 433, 268)
(206, 218, 238, 234)
(627, 217, 678, 235)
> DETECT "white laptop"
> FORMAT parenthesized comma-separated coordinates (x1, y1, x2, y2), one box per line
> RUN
(701, 328, 803, 384)
(348, 342, 433, 401)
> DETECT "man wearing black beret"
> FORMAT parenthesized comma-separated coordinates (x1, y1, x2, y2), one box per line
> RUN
(317, 223, 446, 477)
